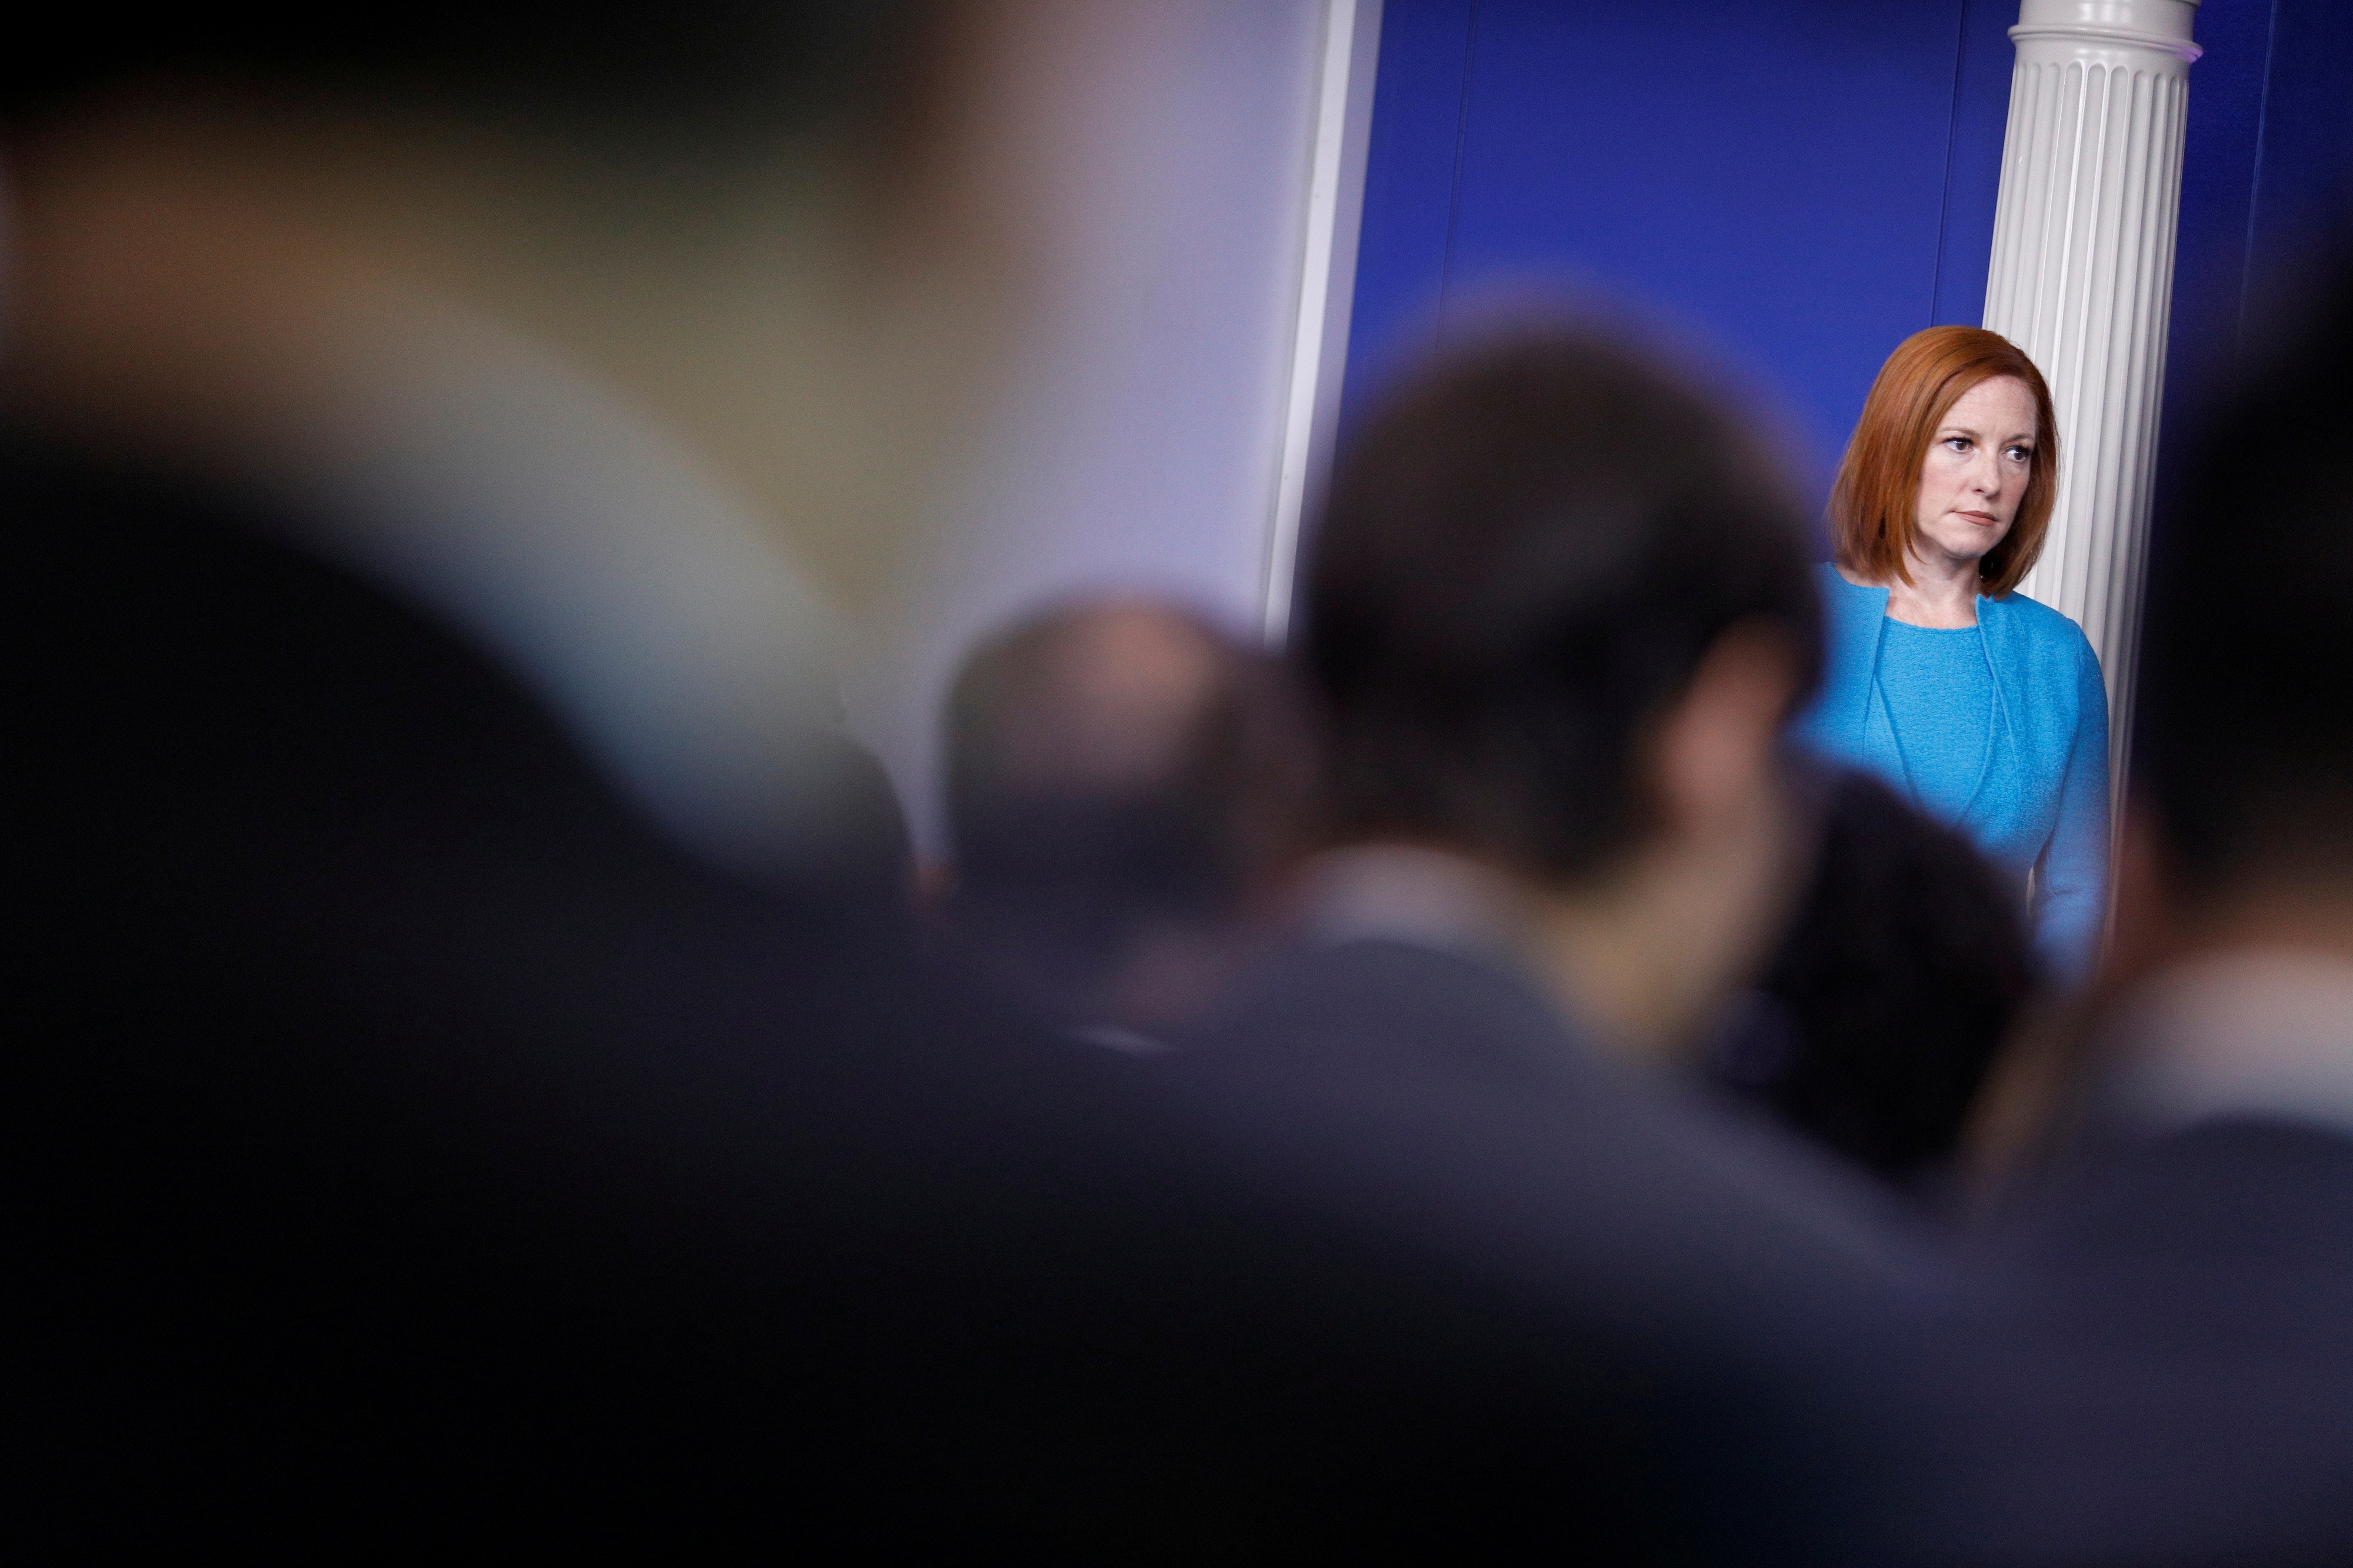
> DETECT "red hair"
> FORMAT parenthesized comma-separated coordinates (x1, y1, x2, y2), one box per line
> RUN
(1829, 326, 2058, 598)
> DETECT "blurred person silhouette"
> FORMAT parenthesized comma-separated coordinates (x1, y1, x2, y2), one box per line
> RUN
(1164, 326, 1947, 1558)
(8, 11, 1931, 1559)
(4, 7, 1055, 1550)
(938, 598, 1310, 1045)
(1893, 256, 2353, 1564)
(1709, 768, 2038, 1197)
(1202, 326, 1831, 1109)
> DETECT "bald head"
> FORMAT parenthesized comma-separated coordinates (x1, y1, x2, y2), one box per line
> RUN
(941, 598, 1308, 1027)
(952, 601, 1235, 796)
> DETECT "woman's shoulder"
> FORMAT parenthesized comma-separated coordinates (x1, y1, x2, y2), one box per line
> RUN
(1813, 561, 1877, 595)
(1812, 563, 1883, 627)
(1981, 590, 2105, 711)
(1982, 589, 2093, 651)
(1810, 564, 1886, 682)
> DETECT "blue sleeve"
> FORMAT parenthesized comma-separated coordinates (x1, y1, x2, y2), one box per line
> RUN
(2032, 636, 2111, 985)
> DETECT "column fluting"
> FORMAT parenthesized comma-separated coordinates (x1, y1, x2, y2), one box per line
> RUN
(1982, 0, 2200, 777)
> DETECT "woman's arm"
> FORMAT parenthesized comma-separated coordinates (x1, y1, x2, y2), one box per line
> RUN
(2031, 639, 2112, 985)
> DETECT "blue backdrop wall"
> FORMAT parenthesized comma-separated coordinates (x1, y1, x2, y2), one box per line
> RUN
(2163, 0, 2353, 423)
(1343, 0, 2351, 516)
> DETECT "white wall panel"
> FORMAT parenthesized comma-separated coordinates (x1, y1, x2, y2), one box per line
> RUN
(844, 1, 1377, 853)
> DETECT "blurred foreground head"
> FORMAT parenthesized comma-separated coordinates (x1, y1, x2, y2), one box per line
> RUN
(1714, 770, 2036, 1190)
(1301, 328, 1823, 1056)
(1, 2, 1014, 576)
(943, 599, 1310, 1035)
(1, 1, 1026, 878)
(2135, 255, 2353, 920)
(2069, 248, 2353, 1130)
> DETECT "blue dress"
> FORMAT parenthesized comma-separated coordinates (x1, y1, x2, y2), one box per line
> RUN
(1794, 564, 2111, 983)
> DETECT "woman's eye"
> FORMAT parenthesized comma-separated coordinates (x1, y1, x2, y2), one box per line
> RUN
(1946, 437, 1971, 452)
(2006, 446, 2032, 462)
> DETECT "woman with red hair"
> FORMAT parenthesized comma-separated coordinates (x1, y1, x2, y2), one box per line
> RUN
(1795, 326, 2108, 983)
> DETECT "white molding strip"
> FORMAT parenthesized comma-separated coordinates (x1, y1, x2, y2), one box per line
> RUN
(1261, 0, 1384, 645)
(1984, 0, 2201, 787)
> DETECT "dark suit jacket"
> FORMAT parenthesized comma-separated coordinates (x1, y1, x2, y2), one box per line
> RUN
(10, 433, 1910, 1559)
(1901, 1115, 2353, 1565)
(1165, 935, 1943, 1561)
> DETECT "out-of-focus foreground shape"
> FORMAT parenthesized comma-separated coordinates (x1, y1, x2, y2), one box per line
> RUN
(1710, 767, 2038, 1200)
(938, 596, 1311, 1042)
(1167, 325, 1947, 1560)
(7, 9, 1919, 1558)
(1, 1, 1048, 879)
(1902, 250, 2353, 1565)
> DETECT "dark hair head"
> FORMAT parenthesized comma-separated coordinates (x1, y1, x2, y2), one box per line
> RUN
(1713, 769, 2037, 1185)
(2137, 252, 2353, 888)
(1302, 326, 1821, 883)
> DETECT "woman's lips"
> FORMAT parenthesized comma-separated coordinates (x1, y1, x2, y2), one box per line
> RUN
(1957, 511, 2000, 525)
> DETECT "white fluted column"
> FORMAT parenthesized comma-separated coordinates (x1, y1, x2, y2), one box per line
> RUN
(1984, 0, 2199, 773)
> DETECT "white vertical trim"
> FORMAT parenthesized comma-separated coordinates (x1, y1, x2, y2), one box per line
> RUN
(1262, 0, 1383, 645)
(1983, 0, 2201, 788)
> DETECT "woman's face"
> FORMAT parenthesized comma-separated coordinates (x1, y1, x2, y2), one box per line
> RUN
(1913, 375, 2038, 569)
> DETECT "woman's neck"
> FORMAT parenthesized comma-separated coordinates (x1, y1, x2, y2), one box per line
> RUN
(1842, 549, 1981, 628)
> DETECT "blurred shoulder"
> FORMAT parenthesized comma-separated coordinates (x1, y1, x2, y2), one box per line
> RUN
(1174, 936, 1579, 1092)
